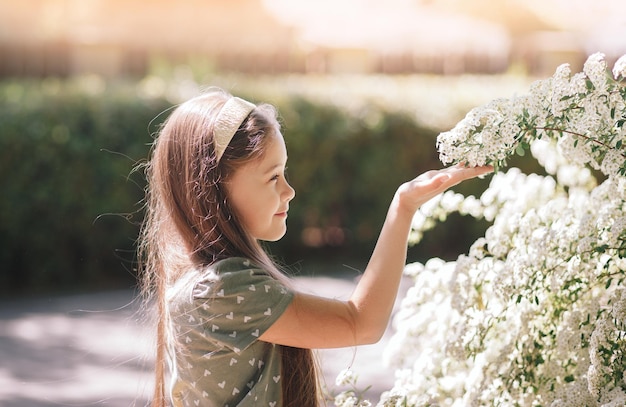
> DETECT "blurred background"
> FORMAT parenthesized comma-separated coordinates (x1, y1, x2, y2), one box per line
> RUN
(2, 0, 625, 297)
(1, 0, 625, 405)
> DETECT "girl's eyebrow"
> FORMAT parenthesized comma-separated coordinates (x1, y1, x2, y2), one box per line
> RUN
(262, 160, 287, 175)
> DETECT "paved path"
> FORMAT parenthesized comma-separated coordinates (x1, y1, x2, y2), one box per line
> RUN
(0, 275, 411, 406)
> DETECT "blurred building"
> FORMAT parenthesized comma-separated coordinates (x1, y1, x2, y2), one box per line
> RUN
(0, 0, 299, 77)
(0, 0, 624, 78)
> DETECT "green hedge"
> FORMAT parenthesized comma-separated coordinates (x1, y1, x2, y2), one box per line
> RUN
(0, 79, 495, 295)
(0, 81, 168, 295)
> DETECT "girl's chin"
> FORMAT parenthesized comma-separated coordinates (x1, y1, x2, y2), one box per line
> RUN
(257, 228, 287, 242)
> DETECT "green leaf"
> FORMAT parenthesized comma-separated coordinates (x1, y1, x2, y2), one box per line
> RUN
(515, 144, 526, 156)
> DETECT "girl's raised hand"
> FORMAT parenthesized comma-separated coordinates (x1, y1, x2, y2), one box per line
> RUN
(396, 163, 494, 214)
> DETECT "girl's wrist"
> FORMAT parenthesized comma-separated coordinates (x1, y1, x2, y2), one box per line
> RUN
(392, 186, 420, 221)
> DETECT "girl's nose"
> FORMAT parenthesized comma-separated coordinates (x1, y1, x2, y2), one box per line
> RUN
(283, 179, 295, 201)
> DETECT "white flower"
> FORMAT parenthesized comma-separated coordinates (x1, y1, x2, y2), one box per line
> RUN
(613, 54, 626, 79)
(583, 52, 608, 92)
(334, 392, 359, 407)
(569, 72, 588, 95)
(551, 63, 572, 116)
(600, 149, 623, 178)
(610, 288, 626, 322)
(335, 368, 356, 386)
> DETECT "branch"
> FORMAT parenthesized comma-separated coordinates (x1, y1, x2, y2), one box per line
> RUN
(534, 126, 626, 159)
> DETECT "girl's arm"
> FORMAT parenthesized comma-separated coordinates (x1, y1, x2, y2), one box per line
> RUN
(260, 164, 493, 349)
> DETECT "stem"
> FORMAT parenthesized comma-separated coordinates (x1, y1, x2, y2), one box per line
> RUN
(534, 126, 626, 158)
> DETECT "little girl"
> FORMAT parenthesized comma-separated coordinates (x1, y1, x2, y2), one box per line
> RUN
(138, 87, 492, 406)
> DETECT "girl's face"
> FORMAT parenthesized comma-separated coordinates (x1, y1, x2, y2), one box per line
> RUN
(225, 131, 295, 242)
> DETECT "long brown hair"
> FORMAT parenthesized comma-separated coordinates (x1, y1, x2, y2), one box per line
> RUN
(137, 88, 322, 406)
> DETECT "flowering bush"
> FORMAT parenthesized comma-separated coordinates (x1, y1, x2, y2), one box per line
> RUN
(376, 53, 626, 406)
(333, 369, 373, 407)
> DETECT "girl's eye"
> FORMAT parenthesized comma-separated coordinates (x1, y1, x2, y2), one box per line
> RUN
(270, 168, 288, 182)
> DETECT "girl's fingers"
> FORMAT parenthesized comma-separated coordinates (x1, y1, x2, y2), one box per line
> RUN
(405, 165, 493, 207)
(447, 164, 493, 180)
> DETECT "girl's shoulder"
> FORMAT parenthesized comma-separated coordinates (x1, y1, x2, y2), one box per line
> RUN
(211, 257, 260, 273)
(206, 257, 270, 282)
(192, 257, 279, 299)
(166, 257, 257, 304)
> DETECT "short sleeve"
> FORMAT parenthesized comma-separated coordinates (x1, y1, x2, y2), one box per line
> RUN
(191, 258, 294, 351)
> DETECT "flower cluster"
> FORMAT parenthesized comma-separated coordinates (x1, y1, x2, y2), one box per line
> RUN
(437, 53, 626, 177)
(380, 53, 626, 407)
(332, 369, 373, 407)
